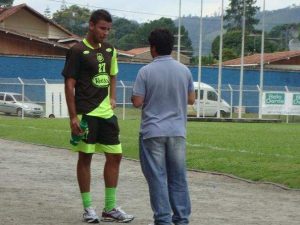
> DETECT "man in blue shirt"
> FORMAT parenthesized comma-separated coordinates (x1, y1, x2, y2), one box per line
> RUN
(131, 28, 195, 225)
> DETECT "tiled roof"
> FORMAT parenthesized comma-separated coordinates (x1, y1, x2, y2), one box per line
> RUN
(118, 47, 191, 62)
(0, 27, 69, 49)
(117, 49, 134, 57)
(223, 51, 300, 66)
(0, 4, 25, 21)
(125, 47, 150, 55)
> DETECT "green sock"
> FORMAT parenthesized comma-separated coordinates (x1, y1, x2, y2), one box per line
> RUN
(105, 187, 116, 211)
(81, 192, 92, 209)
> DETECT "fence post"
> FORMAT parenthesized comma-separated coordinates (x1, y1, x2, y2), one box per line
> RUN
(43, 79, 48, 118)
(285, 86, 289, 123)
(43, 78, 48, 84)
(228, 84, 233, 118)
(257, 84, 262, 119)
(120, 80, 126, 120)
(284, 86, 289, 92)
(17, 77, 24, 119)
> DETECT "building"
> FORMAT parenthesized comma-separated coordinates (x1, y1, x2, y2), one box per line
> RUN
(222, 51, 300, 71)
(0, 4, 80, 57)
(118, 47, 191, 65)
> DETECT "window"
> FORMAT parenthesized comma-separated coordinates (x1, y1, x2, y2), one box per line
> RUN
(0, 93, 4, 101)
(13, 94, 30, 102)
(5, 95, 14, 102)
(207, 91, 218, 101)
(195, 90, 203, 100)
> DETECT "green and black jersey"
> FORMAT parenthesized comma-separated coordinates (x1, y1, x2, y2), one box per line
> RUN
(62, 39, 118, 118)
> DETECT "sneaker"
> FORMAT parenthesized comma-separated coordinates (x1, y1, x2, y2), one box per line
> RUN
(101, 207, 134, 223)
(83, 207, 100, 223)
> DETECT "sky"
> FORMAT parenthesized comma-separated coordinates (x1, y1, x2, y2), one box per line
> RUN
(14, 0, 300, 23)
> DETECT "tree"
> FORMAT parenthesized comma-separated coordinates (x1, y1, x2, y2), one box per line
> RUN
(110, 17, 193, 52)
(0, 0, 14, 7)
(179, 26, 193, 56)
(117, 34, 140, 50)
(108, 18, 139, 49)
(52, 8, 193, 53)
(212, 30, 255, 60)
(135, 18, 193, 54)
(111, 18, 139, 40)
(52, 5, 91, 36)
(135, 18, 176, 46)
(212, 30, 280, 61)
(224, 0, 260, 32)
(44, 6, 51, 19)
(191, 55, 216, 66)
(268, 23, 300, 50)
(222, 48, 238, 61)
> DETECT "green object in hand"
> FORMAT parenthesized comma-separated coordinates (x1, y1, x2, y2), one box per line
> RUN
(70, 119, 88, 146)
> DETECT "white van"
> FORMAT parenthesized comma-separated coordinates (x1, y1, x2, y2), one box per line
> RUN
(188, 82, 231, 117)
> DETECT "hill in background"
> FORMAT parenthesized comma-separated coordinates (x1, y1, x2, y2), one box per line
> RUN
(176, 5, 300, 55)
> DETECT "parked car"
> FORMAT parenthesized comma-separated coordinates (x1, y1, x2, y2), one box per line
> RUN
(0, 92, 44, 117)
(188, 82, 231, 117)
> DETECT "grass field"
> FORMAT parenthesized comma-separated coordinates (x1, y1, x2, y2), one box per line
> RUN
(0, 114, 299, 189)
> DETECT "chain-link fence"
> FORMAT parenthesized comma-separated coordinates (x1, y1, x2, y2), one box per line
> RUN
(0, 77, 300, 122)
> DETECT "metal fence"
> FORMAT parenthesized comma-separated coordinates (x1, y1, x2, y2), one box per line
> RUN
(0, 77, 300, 122)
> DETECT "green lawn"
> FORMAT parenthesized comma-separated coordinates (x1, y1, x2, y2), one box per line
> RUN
(0, 115, 299, 189)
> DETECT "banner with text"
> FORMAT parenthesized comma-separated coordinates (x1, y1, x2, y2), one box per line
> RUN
(262, 92, 300, 115)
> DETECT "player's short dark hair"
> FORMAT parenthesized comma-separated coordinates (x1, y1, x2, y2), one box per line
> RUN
(148, 28, 174, 55)
(90, 9, 112, 24)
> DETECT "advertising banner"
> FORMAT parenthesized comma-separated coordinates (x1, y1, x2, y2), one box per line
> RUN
(262, 92, 300, 115)
(288, 93, 300, 115)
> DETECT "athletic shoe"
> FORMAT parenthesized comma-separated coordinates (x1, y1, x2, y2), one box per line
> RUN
(83, 207, 100, 223)
(101, 207, 134, 223)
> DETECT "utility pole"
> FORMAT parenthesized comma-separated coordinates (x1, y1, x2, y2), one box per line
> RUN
(196, 0, 204, 118)
(259, 0, 265, 119)
(238, 0, 246, 119)
(177, 0, 182, 62)
(217, 0, 224, 118)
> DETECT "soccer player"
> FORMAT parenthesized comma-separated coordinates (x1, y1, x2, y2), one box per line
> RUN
(62, 9, 134, 223)
(132, 28, 195, 225)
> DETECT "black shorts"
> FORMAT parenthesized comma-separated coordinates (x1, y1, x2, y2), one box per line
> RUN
(83, 114, 120, 145)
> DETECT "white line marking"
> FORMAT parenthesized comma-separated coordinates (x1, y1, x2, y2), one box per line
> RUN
(186, 142, 294, 159)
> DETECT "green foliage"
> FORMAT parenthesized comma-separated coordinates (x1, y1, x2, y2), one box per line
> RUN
(111, 17, 193, 53)
(113, 18, 139, 40)
(268, 23, 300, 50)
(108, 18, 139, 49)
(44, 6, 51, 19)
(0, 0, 13, 7)
(224, 0, 260, 32)
(212, 29, 282, 60)
(222, 48, 238, 61)
(191, 55, 216, 66)
(134, 17, 193, 55)
(117, 34, 139, 50)
(180, 6, 300, 56)
(51, 5, 193, 53)
(52, 5, 90, 36)
(180, 26, 193, 56)
(108, 18, 139, 46)
(136, 17, 176, 46)
(212, 30, 245, 59)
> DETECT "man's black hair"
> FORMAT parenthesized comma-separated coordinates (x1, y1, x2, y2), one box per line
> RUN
(90, 9, 112, 24)
(148, 28, 174, 55)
